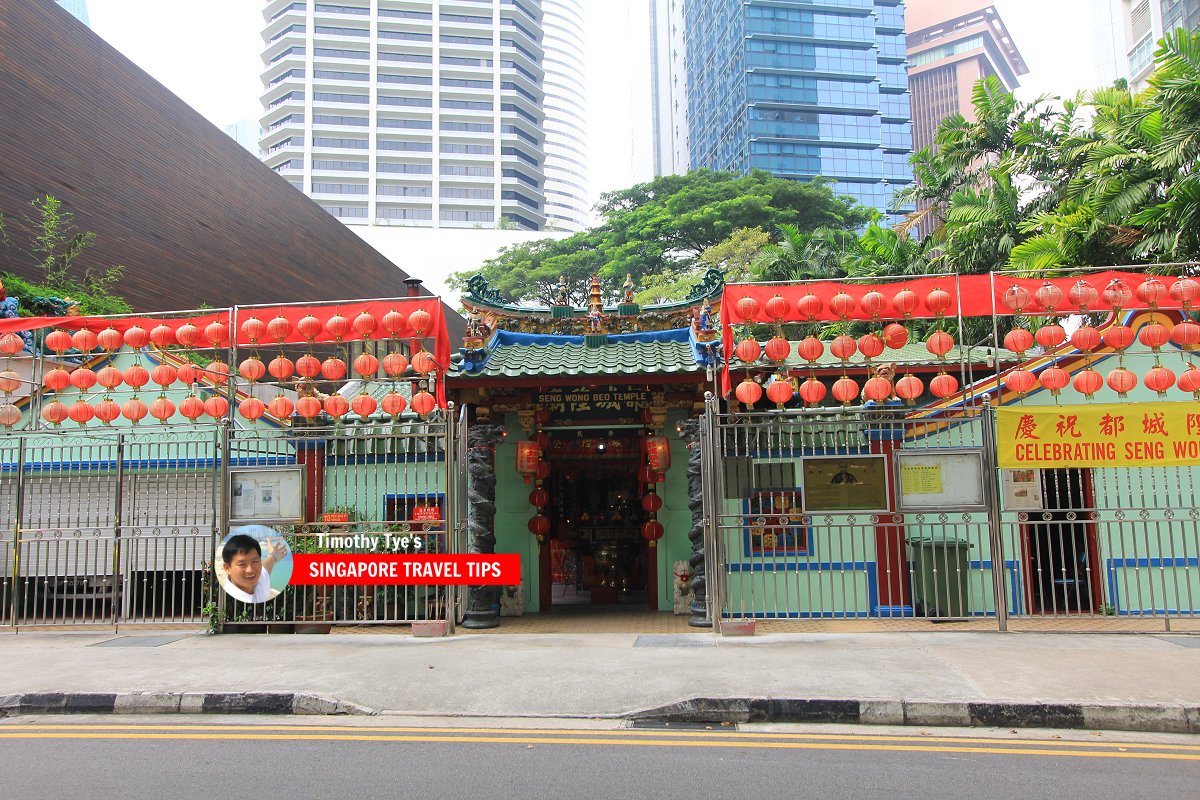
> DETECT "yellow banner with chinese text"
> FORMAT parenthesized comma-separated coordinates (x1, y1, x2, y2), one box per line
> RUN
(996, 403, 1200, 469)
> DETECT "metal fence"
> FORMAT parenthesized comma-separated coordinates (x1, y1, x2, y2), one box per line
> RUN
(702, 400, 1199, 630)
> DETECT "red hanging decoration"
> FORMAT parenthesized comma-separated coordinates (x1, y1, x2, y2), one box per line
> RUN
(323, 394, 350, 419)
(1138, 322, 1171, 351)
(0, 370, 20, 393)
(1068, 280, 1099, 311)
(381, 392, 407, 417)
(735, 295, 760, 322)
(44, 330, 73, 354)
(797, 293, 822, 321)
(320, 357, 347, 381)
(1039, 366, 1069, 395)
(926, 287, 952, 317)
(1002, 284, 1031, 313)
(1103, 279, 1132, 310)
(149, 397, 175, 423)
(383, 352, 409, 376)
(410, 391, 436, 416)
(1004, 328, 1034, 356)
(892, 374, 921, 404)
(764, 336, 790, 362)
(353, 311, 378, 339)
(43, 368, 71, 391)
(765, 295, 790, 322)
(98, 327, 124, 352)
(267, 315, 292, 343)
(0, 404, 20, 428)
(830, 334, 857, 361)
(68, 400, 95, 426)
(860, 290, 887, 319)
(353, 353, 380, 378)
(0, 332, 26, 354)
(930, 372, 959, 399)
(797, 336, 824, 363)
(1106, 367, 1137, 398)
(149, 324, 175, 348)
(1144, 365, 1176, 396)
(295, 354, 321, 378)
(1136, 277, 1167, 309)
(831, 376, 859, 405)
(239, 317, 266, 344)
(863, 376, 892, 403)
(641, 493, 663, 513)
(267, 395, 294, 419)
(123, 364, 150, 389)
(1103, 325, 1134, 351)
(1034, 323, 1066, 349)
(1172, 320, 1200, 349)
(735, 338, 762, 363)
(529, 488, 550, 508)
(41, 400, 68, 426)
(830, 291, 856, 320)
(238, 357, 266, 382)
(412, 351, 437, 374)
(97, 366, 124, 389)
(408, 308, 433, 337)
(528, 514, 551, 538)
(925, 330, 954, 358)
(1070, 325, 1101, 352)
(351, 394, 378, 419)
(892, 288, 919, 317)
(1034, 282, 1064, 313)
(799, 377, 826, 406)
(268, 356, 294, 381)
(646, 436, 672, 471)
(176, 363, 200, 385)
(239, 397, 266, 421)
(206, 361, 230, 386)
(1072, 369, 1103, 398)
(1004, 369, 1036, 394)
(150, 364, 177, 387)
(123, 326, 149, 349)
(641, 520, 665, 542)
(735, 378, 763, 406)
(1170, 277, 1200, 309)
(121, 397, 149, 423)
(175, 323, 201, 348)
(324, 313, 350, 341)
(857, 333, 885, 360)
(204, 321, 230, 347)
(95, 398, 121, 424)
(766, 379, 794, 406)
(297, 314, 323, 342)
(180, 396, 205, 421)
(882, 323, 908, 349)
(1177, 365, 1200, 399)
(71, 329, 98, 353)
(69, 368, 97, 390)
(295, 396, 322, 419)
(381, 309, 407, 336)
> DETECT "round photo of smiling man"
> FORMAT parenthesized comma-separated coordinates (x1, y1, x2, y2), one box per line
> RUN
(215, 526, 293, 603)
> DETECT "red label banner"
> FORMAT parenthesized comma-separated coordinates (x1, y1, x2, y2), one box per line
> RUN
(291, 554, 520, 585)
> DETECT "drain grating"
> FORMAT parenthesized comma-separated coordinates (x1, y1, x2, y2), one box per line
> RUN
(628, 719, 735, 730)
(91, 635, 193, 648)
(633, 634, 717, 648)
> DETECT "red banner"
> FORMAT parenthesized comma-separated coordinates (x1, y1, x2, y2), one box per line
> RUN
(291, 554, 520, 585)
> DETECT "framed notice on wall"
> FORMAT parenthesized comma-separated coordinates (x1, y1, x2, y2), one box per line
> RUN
(802, 455, 889, 512)
(894, 449, 986, 512)
(1002, 468, 1044, 511)
(229, 466, 305, 524)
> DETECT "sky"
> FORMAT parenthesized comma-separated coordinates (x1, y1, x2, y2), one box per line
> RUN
(85, 0, 1104, 204)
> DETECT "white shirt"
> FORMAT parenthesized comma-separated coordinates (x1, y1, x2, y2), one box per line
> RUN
(224, 569, 273, 603)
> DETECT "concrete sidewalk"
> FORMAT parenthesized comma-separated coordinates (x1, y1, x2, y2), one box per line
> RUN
(2, 628, 1199, 731)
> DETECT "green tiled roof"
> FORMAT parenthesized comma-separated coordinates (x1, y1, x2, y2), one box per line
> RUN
(454, 338, 705, 379)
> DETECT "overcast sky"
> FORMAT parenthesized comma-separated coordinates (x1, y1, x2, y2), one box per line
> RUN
(85, 0, 1102, 202)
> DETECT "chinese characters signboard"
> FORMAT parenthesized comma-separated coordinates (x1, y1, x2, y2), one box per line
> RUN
(535, 386, 650, 422)
(996, 403, 1200, 468)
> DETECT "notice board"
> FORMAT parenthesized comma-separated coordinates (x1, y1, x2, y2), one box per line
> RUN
(894, 449, 986, 511)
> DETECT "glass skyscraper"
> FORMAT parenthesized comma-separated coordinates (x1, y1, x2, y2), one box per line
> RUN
(674, 0, 913, 222)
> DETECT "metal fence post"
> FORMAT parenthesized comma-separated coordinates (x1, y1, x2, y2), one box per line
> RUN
(112, 431, 124, 630)
(9, 436, 26, 628)
(445, 401, 457, 634)
(700, 392, 723, 627)
(980, 400, 1009, 632)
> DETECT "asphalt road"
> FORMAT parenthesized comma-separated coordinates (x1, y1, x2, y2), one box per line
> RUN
(1, 718, 1197, 799)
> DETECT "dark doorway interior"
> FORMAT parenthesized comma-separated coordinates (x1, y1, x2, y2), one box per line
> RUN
(1026, 468, 1097, 614)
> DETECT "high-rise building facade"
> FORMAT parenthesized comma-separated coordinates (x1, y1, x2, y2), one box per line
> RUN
(1096, 0, 1200, 91)
(660, 0, 914, 223)
(55, 0, 88, 25)
(259, 0, 584, 232)
(539, 0, 590, 229)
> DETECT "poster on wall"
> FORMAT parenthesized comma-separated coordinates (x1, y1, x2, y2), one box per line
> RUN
(894, 449, 986, 511)
(802, 456, 888, 512)
(229, 467, 304, 524)
(1002, 468, 1044, 511)
(743, 489, 808, 555)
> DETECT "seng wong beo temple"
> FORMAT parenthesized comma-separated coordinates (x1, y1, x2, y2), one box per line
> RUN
(1, 269, 1200, 633)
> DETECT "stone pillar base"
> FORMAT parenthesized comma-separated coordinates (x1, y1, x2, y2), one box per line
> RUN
(460, 611, 500, 629)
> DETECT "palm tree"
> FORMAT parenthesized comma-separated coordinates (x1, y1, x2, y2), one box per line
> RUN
(752, 224, 853, 282)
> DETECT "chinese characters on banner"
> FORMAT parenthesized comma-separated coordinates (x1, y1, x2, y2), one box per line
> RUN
(996, 404, 1200, 468)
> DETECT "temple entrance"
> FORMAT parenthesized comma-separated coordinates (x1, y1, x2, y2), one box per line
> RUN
(540, 431, 650, 609)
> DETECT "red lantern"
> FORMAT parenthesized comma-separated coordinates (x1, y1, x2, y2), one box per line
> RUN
(0, 370, 20, 393)
(857, 333, 885, 360)
(0, 333, 25, 354)
(121, 397, 148, 423)
(860, 290, 887, 319)
(175, 323, 201, 348)
(44, 330, 73, 354)
(295, 354, 321, 378)
(766, 379, 794, 406)
(797, 293, 822, 320)
(97, 366, 124, 389)
(266, 315, 292, 343)
(892, 288, 919, 317)
(97, 327, 123, 352)
(351, 393, 378, 419)
(383, 352, 409, 376)
(1136, 278, 1167, 309)
(926, 287, 952, 317)
(381, 392, 407, 416)
(764, 336, 790, 362)
(830, 334, 857, 361)
(831, 376, 859, 405)
(353, 311, 378, 339)
(1106, 367, 1137, 398)
(123, 364, 150, 389)
(529, 488, 550, 508)
(43, 368, 71, 391)
(238, 397, 266, 421)
(95, 398, 121, 424)
(1138, 322, 1171, 351)
(268, 356, 294, 381)
(1070, 325, 1101, 352)
(353, 353, 379, 378)
(1034, 282, 1064, 313)
(1039, 366, 1069, 395)
(883, 323, 908, 349)
(411, 391, 436, 416)
(150, 364, 177, 387)
(1145, 365, 1176, 396)
(1004, 369, 1036, 394)
(735, 295, 760, 322)
(323, 394, 350, 418)
(895, 374, 924, 404)
(238, 357, 266, 382)
(297, 314, 323, 342)
(204, 321, 229, 347)
(408, 308, 433, 337)
(1002, 284, 1031, 313)
(324, 313, 350, 341)
(930, 372, 959, 398)
(1173, 320, 1200, 349)
(642, 493, 663, 513)
(1004, 328, 1034, 355)
(176, 363, 200, 385)
(735, 338, 762, 364)
(1035, 323, 1065, 350)
(320, 357, 347, 381)
(1170, 277, 1200, 309)
(180, 395, 205, 421)
(1178, 365, 1200, 399)
(863, 376, 892, 403)
(799, 377, 826, 405)
(1104, 279, 1132, 310)
(830, 291, 855, 319)
(534, 431, 551, 451)
(765, 295, 790, 322)
(797, 337, 824, 363)
(206, 361, 230, 386)
(381, 309, 407, 335)
(646, 436, 671, 471)
(149, 324, 175, 348)
(149, 397, 175, 422)
(1073, 369, 1103, 397)
(41, 400, 68, 426)
(68, 400, 94, 425)
(0, 404, 20, 427)
(641, 520, 665, 542)
(71, 329, 98, 353)
(267, 395, 294, 419)
(69, 369, 96, 391)
(295, 396, 322, 419)
(1069, 280, 1099, 311)
(528, 514, 551, 538)
(1104, 324, 1134, 351)
(735, 378, 763, 406)
(535, 461, 551, 481)
(239, 317, 266, 344)
(412, 351, 437, 374)
(926, 330, 954, 358)
(123, 326, 149, 349)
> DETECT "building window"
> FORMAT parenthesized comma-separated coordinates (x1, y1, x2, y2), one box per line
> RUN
(378, 184, 432, 197)
(313, 114, 368, 126)
(313, 182, 368, 195)
(313, 159, 368, 171)
(321, 205, 367, 218)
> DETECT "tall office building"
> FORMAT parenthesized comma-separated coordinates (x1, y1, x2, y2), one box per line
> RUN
(540, 0, 590, 229)
(1096, 0, 1200, 91)
(649, 0, 689, 178)
(259, 0, 587, 233)
(55, 0, 88, 25)
(655, 0, 913, 223)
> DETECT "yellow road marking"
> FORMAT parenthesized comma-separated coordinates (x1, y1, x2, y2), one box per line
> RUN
(0, 731, 1196, 761)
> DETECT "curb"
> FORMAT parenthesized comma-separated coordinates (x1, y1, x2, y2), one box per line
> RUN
(630, 698, 1200, 734)
(0, 692, 377, 718)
